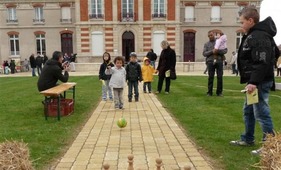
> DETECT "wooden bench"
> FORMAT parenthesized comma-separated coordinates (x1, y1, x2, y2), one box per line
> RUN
(40, 82, 77, 121)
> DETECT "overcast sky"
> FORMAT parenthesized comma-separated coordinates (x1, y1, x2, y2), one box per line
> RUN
(260, 0, 281, 45)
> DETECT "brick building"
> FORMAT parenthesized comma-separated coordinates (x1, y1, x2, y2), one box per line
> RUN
(0, 0, 261, 65)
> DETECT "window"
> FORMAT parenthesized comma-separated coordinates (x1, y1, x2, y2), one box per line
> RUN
(61, 7, 72, 22)
(121, 0, 134, 21)
(34, 7, 44, 23)
(7, 7, 17, 23)
(236, 32, 243, 50)
(237, 6, 245, 22)
(36, 34, 46, 55)
(152, 0, 166, 18)
(89, 0, 103, 19)
(153, 31, 165, 56)
(211, 6, 221, 22)
(91, 31, 104, 56)
(9, 34, 19, 55)
(185, 6, 195, 22)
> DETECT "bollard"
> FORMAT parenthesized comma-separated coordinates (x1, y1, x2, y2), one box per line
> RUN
(127, 154, 134, 170)
(103, 163, 110, 170)
(155, 158, 162, 170)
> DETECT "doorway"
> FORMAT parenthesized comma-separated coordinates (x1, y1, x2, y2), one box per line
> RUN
(61, 33, 73, 56)
(122, 31, 135, 63)
(183, 32, 195, 62)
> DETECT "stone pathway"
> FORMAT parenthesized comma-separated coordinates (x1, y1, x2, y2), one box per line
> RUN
(54, 87, 213, 170)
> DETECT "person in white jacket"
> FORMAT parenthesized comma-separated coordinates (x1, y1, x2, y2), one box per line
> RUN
(105, 56, 126, 109)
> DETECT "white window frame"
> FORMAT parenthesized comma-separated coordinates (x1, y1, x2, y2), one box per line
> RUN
(185, 6, 195, 22)
(61, 6, 71, 22)
(121, 0, 134, 21)
(89, 0, 104, 18)
(36, 34, 46, 55)
(10, 34, 20, 56)
(34, 7, 44, 22)
(7, 7, 17, 22)
(91, 31, 104, 56)
(211, 6, 221, 22)
(153, 0, 165, 17)
(236, 32, 243, 50)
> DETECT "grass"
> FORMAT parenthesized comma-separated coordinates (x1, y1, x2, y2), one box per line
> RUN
(0, 76, 101, 169)
(1, 75, 281, 169)
(154, 76, 281, 170)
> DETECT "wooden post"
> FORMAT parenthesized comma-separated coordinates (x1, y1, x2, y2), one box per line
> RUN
(155, 158, 162, 170)
(103, 163, 110, 170)
(127, 154, 134, 170)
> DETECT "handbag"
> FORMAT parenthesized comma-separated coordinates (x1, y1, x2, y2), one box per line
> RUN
(170, 70, 177, 80)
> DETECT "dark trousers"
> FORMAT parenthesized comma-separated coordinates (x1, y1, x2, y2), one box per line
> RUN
(207, 61, 223, 95)
(143, 82, 152, 92)
(157, 75, 171, 92)
(231, 64, 238, 75)
(128, 81, 139, 99)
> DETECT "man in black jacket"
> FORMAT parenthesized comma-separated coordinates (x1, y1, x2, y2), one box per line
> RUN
(230, 6, 279, 155)
(37, 51, 70, 92)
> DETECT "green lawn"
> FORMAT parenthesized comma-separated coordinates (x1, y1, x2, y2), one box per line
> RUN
(0, 76, 101, 169)
(1, 75, 281, 170)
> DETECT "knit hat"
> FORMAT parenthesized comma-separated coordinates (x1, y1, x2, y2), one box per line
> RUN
(130, 52, 137, 57)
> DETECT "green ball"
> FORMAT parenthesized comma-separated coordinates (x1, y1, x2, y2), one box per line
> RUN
(117, 117, 127, 128)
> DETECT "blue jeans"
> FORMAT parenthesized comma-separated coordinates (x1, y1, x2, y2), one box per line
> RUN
(102, 80, 113, 100)
(32, 68, 36, 76)
(128, 81, 139, 99)
(240, 81, 274, 143)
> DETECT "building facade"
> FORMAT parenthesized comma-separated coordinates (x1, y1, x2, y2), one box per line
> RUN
(0, 0, 261, 65)
(0, 0, 76, 65)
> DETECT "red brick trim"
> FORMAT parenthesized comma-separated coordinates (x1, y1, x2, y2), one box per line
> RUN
(211, 1, 222, 6)
(184, 2, 196, 6)
(82, 49, 90, 52)
(7, 31, 19, 35)
(32, 3, 44, 7)
(81, 28, 89, 31)
(34, 31, 46, 35)
(5, 3, 17, 8)
(143, 27, 152, 31)
(60, 30, 73, 34)
(237, 2, 249, 6)
(59, 3, 71, 7)
(167, 27, 175, 30)
(183, 29, 196, 33)
(167, 32, 175, 36)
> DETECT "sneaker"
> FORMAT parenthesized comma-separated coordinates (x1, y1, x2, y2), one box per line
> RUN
(155, 91, 160, 94)
(229, 140, 255, 146)
(144, 91, 147, 93)
(119, 105, 123, 109)
(128, 99, 132, 102)
(148, 91, 151, 93)
(251, 148, 262, 156)
(217, 93, 223, 97)
(135, 98, 139, 102)
(206, 93, 212, 96)
(165, 92, 169, 94)
(102, 98, 107, 101)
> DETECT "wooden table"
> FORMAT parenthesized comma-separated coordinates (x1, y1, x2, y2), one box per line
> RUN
(40, 82, 76, 120)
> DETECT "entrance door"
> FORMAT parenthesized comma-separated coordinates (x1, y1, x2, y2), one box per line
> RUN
(183, 32, 195, 62)
(61, 33, 73, 56)
(122, 31, 135, 63)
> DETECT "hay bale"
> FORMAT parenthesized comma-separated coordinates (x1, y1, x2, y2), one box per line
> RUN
(257, 133, 281, 170)
(0, 140, 34, 170)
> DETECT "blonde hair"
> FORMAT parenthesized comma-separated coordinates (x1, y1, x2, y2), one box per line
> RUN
(161, 40, 169, 49)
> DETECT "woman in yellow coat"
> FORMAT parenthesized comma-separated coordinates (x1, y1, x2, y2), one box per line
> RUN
(141, 57, 155, 93)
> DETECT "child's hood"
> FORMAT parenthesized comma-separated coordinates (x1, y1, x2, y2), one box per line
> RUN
(221, 34, 227, 42)
(143, 57, 150, 65)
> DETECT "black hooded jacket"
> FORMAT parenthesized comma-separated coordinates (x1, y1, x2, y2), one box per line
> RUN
(237, 17, 279, 85)
(37, 59, 69, 91)
(99, 60, 114, 80)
